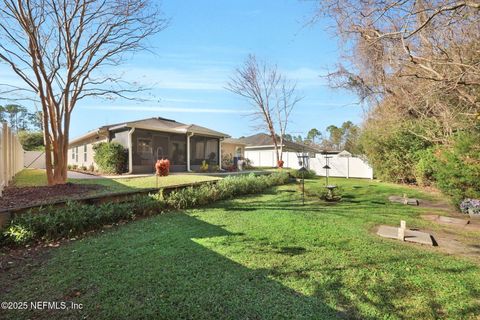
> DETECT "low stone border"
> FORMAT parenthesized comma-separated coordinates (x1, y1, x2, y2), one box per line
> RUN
(0, 180, 220, 228)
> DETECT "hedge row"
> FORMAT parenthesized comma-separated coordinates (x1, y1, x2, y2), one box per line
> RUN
(1, 172, 289, 245)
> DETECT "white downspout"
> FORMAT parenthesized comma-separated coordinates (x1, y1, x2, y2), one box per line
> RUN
(127, 127, 135, 174)
(219, 138, 223, 169)
(187, 132, 194, 172)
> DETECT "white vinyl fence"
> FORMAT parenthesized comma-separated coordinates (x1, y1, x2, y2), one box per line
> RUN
(310, 154, 373, 179)
(24, 150, 46, 169)
(245, 150, 304, 169)
(0, 123, 24, 195)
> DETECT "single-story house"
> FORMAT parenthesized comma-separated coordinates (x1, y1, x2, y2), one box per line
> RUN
(236, 133, 320, 169)
(220, 138, 247, 169)
(68, 117, 229, 173)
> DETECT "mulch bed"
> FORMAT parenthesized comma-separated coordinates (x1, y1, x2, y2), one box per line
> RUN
(0, 183, 104, 210)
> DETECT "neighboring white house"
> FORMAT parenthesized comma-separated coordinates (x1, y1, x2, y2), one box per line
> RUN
(237, 133, 374, 179)
(238, 133, 319, 169)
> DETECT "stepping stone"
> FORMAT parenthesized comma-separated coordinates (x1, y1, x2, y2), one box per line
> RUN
(388, 196, 419, 206)
(437, 216, 470, 226)
(421, 214, 470, 226)
(377, 225, 437, 246)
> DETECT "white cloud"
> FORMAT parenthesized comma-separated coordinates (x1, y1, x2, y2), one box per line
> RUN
(119, 66, 230, 91)
(283, 67, 328, 88)
(82, 105, 249, 114)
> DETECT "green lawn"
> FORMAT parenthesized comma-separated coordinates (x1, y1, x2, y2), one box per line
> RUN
(3, 178, 480, 319)
(13, 168, 220, 192)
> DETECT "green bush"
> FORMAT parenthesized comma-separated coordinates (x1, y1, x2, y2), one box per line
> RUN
(2, 172, 290, 245)
(17, 130, 44, 151)
(288, 169, 317, 179)
(93, 142, 127, 174)
(431, 131, 480, 205)
(360, 121, 433, 183)
(414, 148, 438, 187)
(1, 194, 165, 245)
(166, 172, 289, 210)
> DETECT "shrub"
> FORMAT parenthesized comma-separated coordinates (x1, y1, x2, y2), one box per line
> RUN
(93, 142, 127, 174)
(88, 163, 95, 172)
(289, 169, 317, 179)
(200, 160, 209, 172)
(166, 172, 289, 209)
(2, 172, 289, 246)
(80, 165, 87, 171)
(17, 130, 44, 151)
(360, 122, 433, 183)
(431, 131, 480, 205)
(72, 164, 78, 170)
(2, 195, 166, 245)
(3, 225, 34, 244)
(67, 164, 72, 170)
(414, 148, 438, 187)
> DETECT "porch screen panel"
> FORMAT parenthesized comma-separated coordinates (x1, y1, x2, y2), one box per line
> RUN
(190, 136, 219, 165)
(206, 139, 218, 162)
(169, 134, 186, 165)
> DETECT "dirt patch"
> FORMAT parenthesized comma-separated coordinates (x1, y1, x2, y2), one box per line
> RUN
(418, 199, 456, 212)
(0, 245, 54, 296)
(0, 183, 104, 210)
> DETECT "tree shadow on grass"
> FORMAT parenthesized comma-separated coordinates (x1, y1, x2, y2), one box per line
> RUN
(5, 213, 344, 320)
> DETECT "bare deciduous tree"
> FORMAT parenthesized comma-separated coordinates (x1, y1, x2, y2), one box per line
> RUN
(0, 0, 167, 185)
(314, 0, 480, 143)
(227, 54, 302, 165)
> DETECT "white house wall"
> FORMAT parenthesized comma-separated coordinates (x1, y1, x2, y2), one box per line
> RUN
(68, 137, 107, 169)
(310, 154, 373, 179)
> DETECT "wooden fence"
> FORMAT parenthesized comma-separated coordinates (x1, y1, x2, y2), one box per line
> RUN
(0, 122, 24, 196)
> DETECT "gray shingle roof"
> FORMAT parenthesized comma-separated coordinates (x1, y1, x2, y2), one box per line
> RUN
(70, 117, 229, 145)
(236, 133, 321, 153)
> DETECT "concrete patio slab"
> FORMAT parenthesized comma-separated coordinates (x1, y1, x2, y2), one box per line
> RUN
(377, 225, 436, 246)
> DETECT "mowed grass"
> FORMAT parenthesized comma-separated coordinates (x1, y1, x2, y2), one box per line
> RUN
(3, 178, 480, 319)
(13, 169, 220, 192)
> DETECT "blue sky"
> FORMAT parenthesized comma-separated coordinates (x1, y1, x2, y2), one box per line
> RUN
(1, 0, 362, 139)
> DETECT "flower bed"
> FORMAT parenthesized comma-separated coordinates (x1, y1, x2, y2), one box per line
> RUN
(1, 172, 289, 246)
(460, 198, 480, 215)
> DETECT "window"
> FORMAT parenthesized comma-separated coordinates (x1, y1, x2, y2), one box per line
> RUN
(71, 148, 75, 160)
(84, 145, 87, 162)
(75, 146, 78, 162)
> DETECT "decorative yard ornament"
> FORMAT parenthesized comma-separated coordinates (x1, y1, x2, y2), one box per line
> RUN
(323, 155, 333, 186)
(296, 148, 310, 169)
(297, 166, 309, 206)
(155, 159, 170, 188)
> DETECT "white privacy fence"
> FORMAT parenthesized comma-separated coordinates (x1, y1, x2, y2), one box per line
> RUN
(310, 154, 373, 179)
(0, 123, 24, 195)
(245, 150, 303, 169)
(24, 150, 46, 169)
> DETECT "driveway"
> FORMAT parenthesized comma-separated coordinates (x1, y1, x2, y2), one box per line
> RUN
(67, 171, 102, 179)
